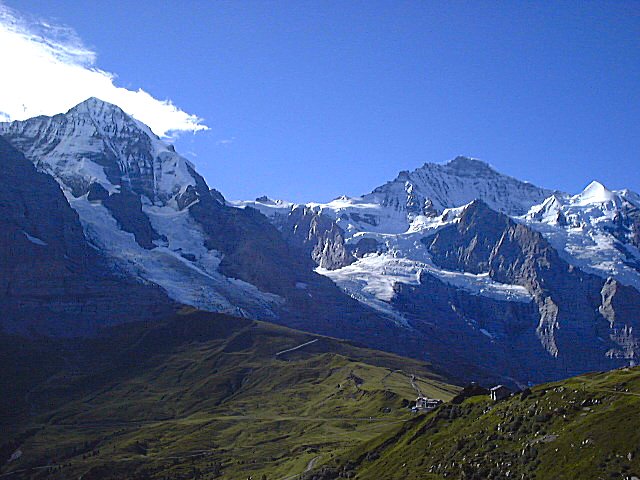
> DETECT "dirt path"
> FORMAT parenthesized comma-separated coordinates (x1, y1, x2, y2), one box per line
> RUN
(381, 369, 425, 398)
(305, 456, 320, 472)
(596, 388, 640, 398)
(280, 455, 321, 480)
(410, 374, 423, 397)
(275, 339, 318, 357)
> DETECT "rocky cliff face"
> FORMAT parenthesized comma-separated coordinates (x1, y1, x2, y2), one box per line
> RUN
(228, 199, 357, 271)
(279, 206, 355, 270)
(0, 136, 175, 335)
(609, 199, 640, 252)
(392, 271, 543, 383)
(422, 200, 640, 378)
(0, 99, 400, 349)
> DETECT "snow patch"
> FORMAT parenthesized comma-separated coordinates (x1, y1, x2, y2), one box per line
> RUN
(22, 231, 47, 246)
(480, 328, 495, 339)
(67, 193, 283, 316)
(523, 185, 640, 291)
(573, 181, 618, 207)
(8, 449, 22, 463)
(229, 198, 296, 219)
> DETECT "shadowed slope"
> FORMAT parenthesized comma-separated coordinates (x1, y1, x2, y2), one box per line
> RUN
(0, 309, 459, 480)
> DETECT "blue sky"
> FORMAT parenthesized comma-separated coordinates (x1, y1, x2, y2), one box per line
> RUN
(2, 1, 639, 203)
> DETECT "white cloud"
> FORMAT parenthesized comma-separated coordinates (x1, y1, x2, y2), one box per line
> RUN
(0, 3, 208, 137)
(216, 137, 236, 146)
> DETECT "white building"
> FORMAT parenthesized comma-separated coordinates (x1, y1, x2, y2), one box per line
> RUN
(413, 397, 442, 412)
(489, 385, 511, 401)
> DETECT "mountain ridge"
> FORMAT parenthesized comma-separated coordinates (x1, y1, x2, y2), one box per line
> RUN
(364, 155, 557, 218)
(306, 366, 640, 480)
(2, 97, 640, 386)
(235, 157, 640, 383)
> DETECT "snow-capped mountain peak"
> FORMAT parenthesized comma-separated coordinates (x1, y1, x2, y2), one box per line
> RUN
(573, 180, 620, 207)
(522, 180, 640, 290)
(68, 96, 130, 123)
(363, 156, 555, 218)
(525, 194, 565, 224)
(0, 97, 295, 321)
(0, 97, 197, 206)
(442, 155, 498, 177)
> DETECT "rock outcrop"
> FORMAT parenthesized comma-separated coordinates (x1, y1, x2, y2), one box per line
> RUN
(279, 206, 355, 270)
(422, 200, 640, 376)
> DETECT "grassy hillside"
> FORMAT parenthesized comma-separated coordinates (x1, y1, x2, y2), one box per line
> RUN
(0, 309, 458, 479)
(305, 367, 640, 480)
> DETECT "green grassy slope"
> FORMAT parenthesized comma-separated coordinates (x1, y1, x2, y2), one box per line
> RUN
(0, 309, 459, 479)
(306, 367, 640, 480)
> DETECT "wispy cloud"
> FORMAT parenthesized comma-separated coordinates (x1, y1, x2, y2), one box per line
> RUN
(216, 137, 236, 146)
(0, 3, 208, 137)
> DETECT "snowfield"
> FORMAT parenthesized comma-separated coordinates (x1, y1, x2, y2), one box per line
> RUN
(522, 181, 640, 290)
(236, 160, 640, 321)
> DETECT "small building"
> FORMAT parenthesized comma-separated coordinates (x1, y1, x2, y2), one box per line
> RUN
(489, 385, 511, 402)
(413, 396, 442, 412)
(451, 382, 490, 404)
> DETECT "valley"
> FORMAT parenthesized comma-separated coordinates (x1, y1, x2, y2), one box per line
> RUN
(0, 309, 458, 479)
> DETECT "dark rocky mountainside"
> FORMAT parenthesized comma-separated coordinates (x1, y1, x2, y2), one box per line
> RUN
(392, 271, 543, 383)
(0, 136, 174, 336)
(426, 201, 640, 366)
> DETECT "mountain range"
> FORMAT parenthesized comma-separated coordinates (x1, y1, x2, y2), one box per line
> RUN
(1, 97, 640, 386)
